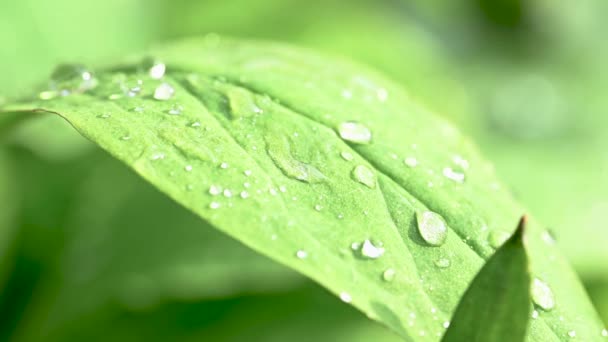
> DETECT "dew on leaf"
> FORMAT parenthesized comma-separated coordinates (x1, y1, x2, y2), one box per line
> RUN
(416, 211, 448, 246)
(443, 167, 465, 183)
(240, 191, 249, 199)
(296, 250, 308, 259)
(339, 292, 352, 303)
(184, 165, 193, 172)
(404, 157, 418, 168)
(39, 90, 58, 100)
(337, 121, 372, 144)
(532, 278, 555, 311)
(220, 162, 229, 169)
(351, 165, 376, 188)
(532, 310, 539, 319)
(132, 106, 145, 113)
(168, 104, 183, 115)
(190, 121, 201, 127)
(97, 113, 111, 119)
(209, 201, 221, 209)
(153, 82, 175, 100)
(382, 268, 396, 282)
(360, 239, 385, 259)
(314, 204, 323, 211)
(209, 185, 222, 196)
(244, 170, 252, 176)
(120, 135, 131, 141)
(149, 61, 166, 79)
(452, 155, 470, 170)
(150, 152, 165, 161)
(568, 330, 576, 338)
(50, 63, 98, 93)
(340, 151, 354, 161)
(443, 321, 450, 329)
(601, 329, 607, 337)
(434, 257, 451, 268)
(223, 189, 232, 197)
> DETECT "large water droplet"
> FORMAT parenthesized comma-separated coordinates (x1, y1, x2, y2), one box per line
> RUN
(416, 211, 448, 246)
(154, 83, 175, 101)
(351, 165, 376, 188)
(532, 278, 555, 311)
(337, 121, 372, 144)
(360, 239, 385, 259)
(50, 63, 97, 93)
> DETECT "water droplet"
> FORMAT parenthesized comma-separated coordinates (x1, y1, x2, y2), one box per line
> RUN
(150, 152, 165, 161)
(132, 106, 145, 113)
(209, 185, 222, 196)
(337, 121, 372, 144)
(532, 278, 555, 311)
(120, 135, 131, 141)
(314, 204, 323, 211)
(223, 189, 232, 197)
(97, 113, 111, 119)
(541, 230, 556, 245)
(341, 89, 353, 99)
(434, 258, 451, 268)
(339, 292, 352, 303)
(279, 185, 287, 193)
(361, 239, 385, 259)
(382, 268, 396, 282)
(244, 170, 252, 176)
(351, 165, 376, 188)
(209, 201, 221, 209)
(404, 157, 418, 168)
(153, 83, 174, 101)
(50, 64, 97, 93)
(220, 162, 229, 169)
(443, 321, 450, 329)
(351, 242, 361, 250)
(340, 151, 354, 161)
(168, 104, 183, 115)
(602, 329, 607, 337)
(568, 330, 576, 338)
(149, 61, 166, 79)
(416, 211, 448, 246)
(184, 165, 193, 172)
(443, 167, 465, 183)
(190, 121, 201, 127)
(488, 230, 510, 248)
(532, 310, 539, 319)
(296, 250, 308, 259)
(240, 191, 249, 199)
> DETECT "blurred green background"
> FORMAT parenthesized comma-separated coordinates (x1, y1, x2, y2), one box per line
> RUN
(0, 0, 606, 340)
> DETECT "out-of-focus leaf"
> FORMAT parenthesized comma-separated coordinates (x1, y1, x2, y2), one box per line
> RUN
(3, 37, 605, 340)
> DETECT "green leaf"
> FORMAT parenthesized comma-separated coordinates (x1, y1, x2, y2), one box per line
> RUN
(443, 216, 531, 342)
(2, 37, 606, 340)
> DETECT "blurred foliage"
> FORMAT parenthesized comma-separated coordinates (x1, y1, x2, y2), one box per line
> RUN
(0, 0, 606, 338)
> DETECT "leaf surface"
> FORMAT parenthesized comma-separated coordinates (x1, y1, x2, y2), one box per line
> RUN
(443, 217, 531, 341)
(2, 37, 606, 341)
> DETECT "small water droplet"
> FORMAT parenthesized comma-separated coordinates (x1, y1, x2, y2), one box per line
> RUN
(244, 170, 252, 176)
(337, 121, 372, 144)
(404, 157, 418, 168)
(361, 239, 385, 259)
(340, 151, 354, 161)
(488, 230, 510, 248)
(209, 201, 221, 209)
(220, 162, 229, 169)
(434, 258, 451, 268)
(209, 185, 222, 195)
(240, 191, 249, 199)
(120, 135, 131, 141)
(382, 268, 396, 282)
(443, 167, 465, 183)
(568, 330, 576, 338)
(532, 310, 539, 319)
(132, 106, 145, 113)
(532, 278, 555, 311)
(452, 155, 470, 170)
(150, 152, 165, 161)
(341, 89, 353, 99)
(339, 292, 352, 303)
(149, 61, 166, 79)
(190, 121, 201, 127)
(97, 113, 111, 119)
(601, 328, 607, 337)
(314, 204, 323, 211)
(351, 165, 376, 188)
(184, 165, 193, 172)
(296, 250, 308, 259)
(351, 242, 361, 250)
(279, 185, 287, 193)
(541, 230, 556, 245)
(39, 90, 58, 100)
(168, 104, 183, 115)
(443, 321, 450, 329)
(153, 83, 175, 101)
(416, 211, 448, 246)
(223, 189, 232, 197)
(50, 64, 97, 93)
